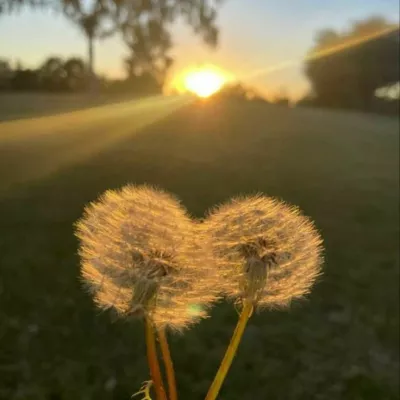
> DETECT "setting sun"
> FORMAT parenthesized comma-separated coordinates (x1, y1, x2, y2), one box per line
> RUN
(183, 67, 226, 98)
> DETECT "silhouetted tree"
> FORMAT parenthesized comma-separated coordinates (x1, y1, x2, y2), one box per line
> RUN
(61, 0, 222, 87)
(39, 56, 66, 91)
(61, 0, 118, 82)
(215, 83, 248, 99)
(305, 16, 400, 112)
(0, 59, 13, 89)
(11, 68, 39, 90)
(0, 54, 163, 94)
(63, 57, 87, 90)
(212, 82, 268, 103)
(121, 0, 221, 87)
(36, 56, 87, 91)
(122, 17, 173, 85)
(3, 0, 223, 93)
(1, 0, 96, 84)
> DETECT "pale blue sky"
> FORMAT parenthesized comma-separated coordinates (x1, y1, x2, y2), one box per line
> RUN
(1, 0, 399, 98)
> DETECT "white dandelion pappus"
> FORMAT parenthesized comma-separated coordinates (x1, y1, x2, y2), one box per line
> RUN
(202, 195, 324, 309)
(76, 185, 219, 332)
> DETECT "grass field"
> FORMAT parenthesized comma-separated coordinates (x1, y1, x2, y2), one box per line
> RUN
(0, 92, 152, 122)
(0, 95, 399, 400)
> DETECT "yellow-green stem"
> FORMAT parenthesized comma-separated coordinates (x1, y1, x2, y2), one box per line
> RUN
(204, 301, 253, 400)
(158, 327, 178, 400)
(145, 317, 168, 400)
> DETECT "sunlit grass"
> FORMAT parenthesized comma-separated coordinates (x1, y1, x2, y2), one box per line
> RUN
(0, 94, 191, 193)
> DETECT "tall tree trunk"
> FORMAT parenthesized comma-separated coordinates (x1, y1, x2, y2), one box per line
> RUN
(87, 33, 95, 92)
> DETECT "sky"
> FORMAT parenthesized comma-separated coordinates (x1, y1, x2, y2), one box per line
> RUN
(1, 0, 399, 99)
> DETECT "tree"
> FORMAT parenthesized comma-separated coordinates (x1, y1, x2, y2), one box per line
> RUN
(122, 16, 173, 84)
(11, 65, 39, 90)
(0, 55, 88, 92)
(120, 0, 222, 86)
(39, 56, 66, 91)
(211, 82, 268, 103)
(63, 57, 86, 91)
(305, 16, 400, 112)
(61, 0, 222, 88)
(61, 0, 118, 82)
(0, 59, 13, 90)
(1, 0, 108, 83)
(38, 56, 87, 91)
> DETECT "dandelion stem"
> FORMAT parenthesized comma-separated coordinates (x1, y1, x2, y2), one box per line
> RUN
(158, 327, 178, 400)
(204, 301, 253, 400)
(145, 317, 168, 400)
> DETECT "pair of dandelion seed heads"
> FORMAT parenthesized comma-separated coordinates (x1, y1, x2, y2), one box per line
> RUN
(76, 185, 323, 331)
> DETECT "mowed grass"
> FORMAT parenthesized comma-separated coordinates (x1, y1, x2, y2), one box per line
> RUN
(0, 98, 398, 400)
(0, 92, 150, 122)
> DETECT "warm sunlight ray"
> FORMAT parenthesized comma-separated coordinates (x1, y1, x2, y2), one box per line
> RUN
(0, 95, 190, 194)
(242, 25, 399, 81)
(183, 67, 227, 98)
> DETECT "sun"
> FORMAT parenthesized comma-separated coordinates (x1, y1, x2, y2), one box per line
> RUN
(183, 67, 226, 98)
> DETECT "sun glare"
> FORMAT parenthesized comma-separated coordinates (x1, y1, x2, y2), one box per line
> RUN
(183, 67, 226, 98)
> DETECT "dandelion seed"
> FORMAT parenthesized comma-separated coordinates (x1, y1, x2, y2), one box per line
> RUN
(202, 194, 324, 308)
(76, 185, 219, 331)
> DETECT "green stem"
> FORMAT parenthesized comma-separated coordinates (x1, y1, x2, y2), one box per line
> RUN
(145, 317, 168, 400)
(158, 327, 178, 400)
(204, 301, 253, 400)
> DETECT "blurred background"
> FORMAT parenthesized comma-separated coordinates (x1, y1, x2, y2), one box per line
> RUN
(0, 1, 399, 399)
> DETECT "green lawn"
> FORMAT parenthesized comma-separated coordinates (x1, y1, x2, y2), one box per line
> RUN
(0, 92, 150, 122)
(0, 97, 399, 400)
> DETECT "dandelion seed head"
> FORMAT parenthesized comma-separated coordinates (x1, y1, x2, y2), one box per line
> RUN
(76, 185, 219, 331)
(203, 195, 323, 308)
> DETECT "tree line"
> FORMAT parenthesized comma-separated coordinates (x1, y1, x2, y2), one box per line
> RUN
(1, 4, 399, 115)
(0, 0, 222, 93)
(300, 16, 399, 116)
(0, 56, 168, 95)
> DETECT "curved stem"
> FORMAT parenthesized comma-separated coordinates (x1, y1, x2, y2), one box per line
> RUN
(145, 317, 168, 400)
(204, 301, 253, 400)
(158, 327, 178, 400)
